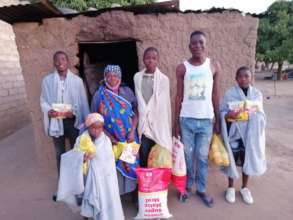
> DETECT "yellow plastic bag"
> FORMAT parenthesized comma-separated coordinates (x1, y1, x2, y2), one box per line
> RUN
(209, 134, 229, 166)
(148, 144, 172, 168)
(112, 143, 125, 161)
(75, 133, 96, 174)
(112, 142, 140, 162)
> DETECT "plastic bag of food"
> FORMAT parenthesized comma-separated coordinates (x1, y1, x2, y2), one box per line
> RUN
(112, 144, 123, 161)
(119, 142, 140, 164)
(112, 142, 140, 162)
(147, 145, 172, 168)
(74, 133, 96, 174)
(226, 111, 249, 122)
(135, 168, 172, 219)
(52, 103, 72, 119)
(115, 142, 140, 179)
(227, 101, 249, 122)
(245, 100, 261, 113)
(171, 137, 187, 194)
(209, 134, 229, 166)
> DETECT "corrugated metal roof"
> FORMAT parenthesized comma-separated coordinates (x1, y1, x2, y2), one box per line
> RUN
(63, 1, 260, 20)
(0, 0, 61, 24)
(72, 0, 180, 17)
(0, 0, 27, 7)
(0, 0, 258, 24)
(0, 0, 179, 24)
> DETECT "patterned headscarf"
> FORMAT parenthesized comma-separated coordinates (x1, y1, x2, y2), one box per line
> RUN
(104, 65, 122, 79)
(85, 113, 104, 128)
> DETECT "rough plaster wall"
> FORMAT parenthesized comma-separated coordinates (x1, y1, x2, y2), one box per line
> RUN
(13, 11, 258, 171)
(13, 18, 80, 170)
(0, 20, 30, 139)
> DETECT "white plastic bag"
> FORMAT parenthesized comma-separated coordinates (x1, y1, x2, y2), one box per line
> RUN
(172, 137, 186, 176)
(171, 137, 187, 194)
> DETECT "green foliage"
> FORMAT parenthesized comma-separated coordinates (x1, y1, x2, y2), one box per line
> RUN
(52, 0, 154, 11)
(256, 1, 293, 78)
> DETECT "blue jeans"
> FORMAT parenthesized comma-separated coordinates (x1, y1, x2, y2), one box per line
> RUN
(180, 117, 213, 193)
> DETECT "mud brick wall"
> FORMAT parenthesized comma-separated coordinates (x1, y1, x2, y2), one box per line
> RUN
(13, 11, 258, 171)
(0, 20, 30, 139)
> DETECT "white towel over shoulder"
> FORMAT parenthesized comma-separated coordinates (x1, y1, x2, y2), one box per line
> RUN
(40, 70, 90, 137)
(134, 68, 172, 151)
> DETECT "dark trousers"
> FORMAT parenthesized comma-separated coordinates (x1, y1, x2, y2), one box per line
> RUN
(52, 118, 79, 174)
(139, 135, 156, 167)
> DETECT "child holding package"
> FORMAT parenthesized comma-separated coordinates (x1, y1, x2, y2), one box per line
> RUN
(57, 113, 124, 220)
(220, 66, 266, 205)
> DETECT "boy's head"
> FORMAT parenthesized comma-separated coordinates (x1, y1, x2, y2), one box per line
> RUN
(236, 66, 252, 88)
(53, 51, 69, 73)
(143, 47, 159, 73)
(189, 31, 206, 58)
(85, 113, 104, 139)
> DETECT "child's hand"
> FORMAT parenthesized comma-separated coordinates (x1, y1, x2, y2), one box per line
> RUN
(48, 110, 59, 118)
(84, 153, 95, 162)
(227, 110, 240, 119)
(61, 111, 74, 118)
(88, 153, 95, 160)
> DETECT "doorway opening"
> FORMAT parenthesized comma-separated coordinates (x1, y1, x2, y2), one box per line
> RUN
(78, 40, 139, 102)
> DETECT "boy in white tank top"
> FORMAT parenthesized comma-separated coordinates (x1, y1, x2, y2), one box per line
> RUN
(174, 31, 221, 208)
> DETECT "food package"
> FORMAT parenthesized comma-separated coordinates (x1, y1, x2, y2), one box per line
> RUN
(209, 134, 229, 166)
(135, 168, 172, 219)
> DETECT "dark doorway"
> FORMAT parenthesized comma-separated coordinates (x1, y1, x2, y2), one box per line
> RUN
(78, 40, 139, 102)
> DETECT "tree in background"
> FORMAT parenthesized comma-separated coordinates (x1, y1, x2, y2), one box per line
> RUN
(256, 0, 293, 80)
(52, 0, 154, 12)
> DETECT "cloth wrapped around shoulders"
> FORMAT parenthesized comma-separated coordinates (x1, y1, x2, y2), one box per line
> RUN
(134, 67, 172, 151)
(56, 131, 124, 220)
(91, 84, 140, 181)
(220, 85, 266, 179)
(40, 70, 89, 137)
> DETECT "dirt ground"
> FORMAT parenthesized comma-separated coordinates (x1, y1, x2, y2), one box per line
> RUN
(0, 79, 292, 220)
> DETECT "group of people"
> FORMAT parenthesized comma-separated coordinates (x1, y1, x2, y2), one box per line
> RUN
(40, 30, 266, 219)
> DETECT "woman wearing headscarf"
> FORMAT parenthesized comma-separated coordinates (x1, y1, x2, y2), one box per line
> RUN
(91, 65, 139, 196)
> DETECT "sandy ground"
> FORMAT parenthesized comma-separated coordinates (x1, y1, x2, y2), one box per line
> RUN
(0, 79, 293, 220)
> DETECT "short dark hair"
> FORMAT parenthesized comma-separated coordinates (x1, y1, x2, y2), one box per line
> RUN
(236, 66, 251, 77)
(53, 51, 69, 61)
(143, 47, 159, 58)
(190, 31, 206, 40)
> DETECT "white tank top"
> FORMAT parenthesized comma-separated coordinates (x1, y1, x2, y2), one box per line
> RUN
(180, 58, 214, 119)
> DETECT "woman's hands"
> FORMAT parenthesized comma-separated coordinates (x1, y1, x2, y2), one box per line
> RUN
(127, 130, 135, 143)
(122, 161, 131, 173)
